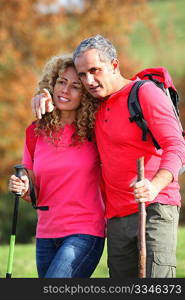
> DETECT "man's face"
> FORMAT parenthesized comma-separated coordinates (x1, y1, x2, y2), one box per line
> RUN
(74, 49, 117, 99)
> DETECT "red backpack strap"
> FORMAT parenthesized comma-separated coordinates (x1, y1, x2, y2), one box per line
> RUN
(25, 121, 37, 162)
(130, 66, 176, 90)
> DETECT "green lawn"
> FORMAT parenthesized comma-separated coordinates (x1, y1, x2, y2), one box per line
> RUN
(0, 226, 184, 278)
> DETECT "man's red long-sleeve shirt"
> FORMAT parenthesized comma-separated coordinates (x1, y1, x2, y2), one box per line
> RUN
(95, 81, 185, 219)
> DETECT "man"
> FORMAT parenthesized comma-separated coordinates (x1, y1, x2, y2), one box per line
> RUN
(32, 35, 185, 278)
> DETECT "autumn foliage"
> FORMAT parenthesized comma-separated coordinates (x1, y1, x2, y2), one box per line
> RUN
(0, 0, 185, 194)
(0, 0, 148, 192)
(0, 1, 64, 190)
(0, 0, 185, 244)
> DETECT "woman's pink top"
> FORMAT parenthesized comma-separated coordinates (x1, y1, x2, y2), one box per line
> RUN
(22, 123, 105, 238)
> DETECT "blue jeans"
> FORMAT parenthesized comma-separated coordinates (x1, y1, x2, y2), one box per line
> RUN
(36, 234, 105, 278)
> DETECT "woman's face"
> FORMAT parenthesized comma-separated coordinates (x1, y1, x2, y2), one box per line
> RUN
(53, 66, 82, 112)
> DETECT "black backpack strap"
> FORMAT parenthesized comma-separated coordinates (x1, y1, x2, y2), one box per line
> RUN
(128, 80, 161, 149)
(142, 73, 166, 93)
(168, 87, 180, 116)
(142, 73, 180, 117)
(24, 168, 49, 211)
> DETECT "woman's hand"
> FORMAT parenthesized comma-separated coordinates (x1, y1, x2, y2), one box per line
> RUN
(8, 175, 29, 197)
(31, 88, 54, 119)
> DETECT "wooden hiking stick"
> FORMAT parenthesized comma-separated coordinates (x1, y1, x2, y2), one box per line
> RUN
(137, 157, 146, 278)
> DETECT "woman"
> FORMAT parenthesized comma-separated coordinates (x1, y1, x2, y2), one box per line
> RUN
(8, 56, 105, 278)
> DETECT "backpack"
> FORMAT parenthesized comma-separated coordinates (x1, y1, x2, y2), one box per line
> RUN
(128, 66, 185, 174)
(128, 66, 184, 149)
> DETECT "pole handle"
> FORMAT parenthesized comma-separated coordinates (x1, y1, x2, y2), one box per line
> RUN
(14, 164, 25, 196)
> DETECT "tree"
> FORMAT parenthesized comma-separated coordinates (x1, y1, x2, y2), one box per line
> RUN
(62, 0, 148, 76)
(0, 0, 149, 192)
(0, 0, 66, 191)
(1, 0, 185, 242)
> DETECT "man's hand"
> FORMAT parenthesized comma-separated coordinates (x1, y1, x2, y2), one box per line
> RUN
(130, 169, 173, 203)
(130, 178, 159, 203)
(31, 88, 54, 119)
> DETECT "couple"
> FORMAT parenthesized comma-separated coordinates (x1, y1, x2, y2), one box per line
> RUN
(9, 35, 185, 278)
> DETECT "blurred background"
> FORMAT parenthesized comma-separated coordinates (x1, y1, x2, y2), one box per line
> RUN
(0, 0, 185, 277)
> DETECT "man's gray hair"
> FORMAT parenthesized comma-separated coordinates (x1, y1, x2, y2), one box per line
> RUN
(73, 34, 117, 62)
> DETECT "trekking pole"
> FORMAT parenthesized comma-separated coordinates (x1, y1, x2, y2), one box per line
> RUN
(137, 157, 146, 278)
(6, 164, 25, 278)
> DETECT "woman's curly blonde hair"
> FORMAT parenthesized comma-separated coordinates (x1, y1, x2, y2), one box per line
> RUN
(35, 55, 100, 144)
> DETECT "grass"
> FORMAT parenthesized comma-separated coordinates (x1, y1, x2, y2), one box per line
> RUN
(176, 226, 185, 278)
(0, 227, 184, 278)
